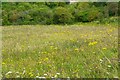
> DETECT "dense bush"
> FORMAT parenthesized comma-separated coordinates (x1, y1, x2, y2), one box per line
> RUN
(99, 17, 118, 24)
(28, 6, 53, 25)
(74, 3, 103, 22)
(45, 2, 68, 8)
(74, 3, 90, 22)
(87, 7, 103, 22)
(2, 2, 119, 25)
(53, 7, 74, 24)
(2, 3, 53, 25)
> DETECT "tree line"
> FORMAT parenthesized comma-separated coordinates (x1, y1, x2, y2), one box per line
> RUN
(2, 2, 119, 25)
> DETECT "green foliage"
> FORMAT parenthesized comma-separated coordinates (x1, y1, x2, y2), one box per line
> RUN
(2, 3, 53, 25)
(45, 2, 59, 8)
(74, 10, 88, 22)
(2, 2, 119, 25)
(28, 6, 53, 25)
(87, 7, 102, 22)
(107, 2, 118, 16)
(74, 4, 102, 22)
(93, 2, 107, 7)
(53, 7, 74, 24)
(74, 3, 91, 22)
(45, 2, 67, 8)
(99, 17, 118, 24)
(76, 3, 91, 10)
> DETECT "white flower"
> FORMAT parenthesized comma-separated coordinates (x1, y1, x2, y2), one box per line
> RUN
(67, 77, 70, 80)
(5, 71, 12, 75)
(16, 75, 20, 78)
(22, 70, 25, 74)
(67, 77, 70, 78)
(56, 73, 60, 75)
(114, 76, 119, 78)
(28, 46, 30, 47)
(51, 77, 54, 78)
(106, 72, 109, 74)
(36, 76, 39, 78)
(16, 72, 19, 74)
(39, 77, 46, 79)
(54, 75, 57, 77)
(100, 59, 103, 63)
(108, 65, 111, 68)
(36, 76, 46, 79)
(44, 74, 47, 76)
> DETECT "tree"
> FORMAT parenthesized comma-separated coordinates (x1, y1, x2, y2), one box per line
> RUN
(107, 2, 118, 16)
(53, 7, 74, 24)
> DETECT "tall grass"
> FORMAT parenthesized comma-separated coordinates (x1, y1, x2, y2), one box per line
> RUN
(2, 24, 118, 78)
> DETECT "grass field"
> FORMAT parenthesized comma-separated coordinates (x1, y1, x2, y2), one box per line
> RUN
(2, 24, 118, 78)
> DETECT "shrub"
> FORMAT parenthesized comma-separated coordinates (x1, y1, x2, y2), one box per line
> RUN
(74, 10, 88, 22)
(2, 10, 11, 25)
(2, 3, 53, 25)
(76, 3, 91, 11)
(53, 7, 74, 24)
(66, 3, 76, 15)
(29, 6, 53, 25)
(87, 7, 102, 22)
(74, 5, 102, 22)
(100, 17, 118, 24)
(74, 3, 90, 22)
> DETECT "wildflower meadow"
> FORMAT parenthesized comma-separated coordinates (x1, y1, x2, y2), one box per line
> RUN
(2, 23, 118, 78)
(2, 2, 119, 79)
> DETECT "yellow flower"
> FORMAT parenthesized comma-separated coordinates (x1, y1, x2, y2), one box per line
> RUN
(89, 38, 92, 40)
(2, 50, 4, 52)
(109, 29, 113, 32)
(88, 41, 97, 46)
(50, 46, 54, 49)
(81, 49, 84, 51)
(75, 48, 79, 51)
(38, 61, 41, 64)
(44, 58, 49, 61)
(102, 48, 107, 50)
(84, 34, 87, 37)
(2, 62, 5, 65)
(54, 47, 58, 50)
(29, 72, 33, 77)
